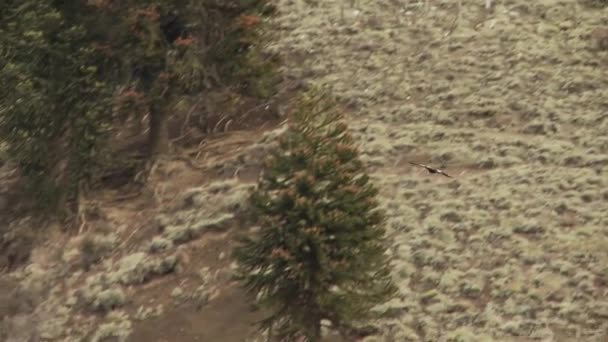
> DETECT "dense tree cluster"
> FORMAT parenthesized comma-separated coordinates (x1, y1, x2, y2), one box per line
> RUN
(233, 90, 397, 341)
(0, 1, 114, 208)
(0, 0, 276, 212)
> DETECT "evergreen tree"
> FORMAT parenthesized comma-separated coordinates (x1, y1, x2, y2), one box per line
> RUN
(0, 0, 113, 211)
(89, 0, 276, 157)
(233, 90, 397, 341)
(85, 0, 212, 157)
(0, 0, 276, 212)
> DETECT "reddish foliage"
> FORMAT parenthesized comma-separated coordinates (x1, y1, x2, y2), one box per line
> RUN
(114, 88, 146, 119)
(90, 42, 115, 57)
(89, 0, 113, 9)
(240, 14, 262, 30)
(158, 72, 171, 81)
(174, 35, 197, 47)
(271, 247, 290, 260)
(117, 88, 144, 102)
(135, 5, 160, 22)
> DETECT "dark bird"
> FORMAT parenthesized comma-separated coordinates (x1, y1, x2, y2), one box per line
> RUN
(409, 162, 453, 178)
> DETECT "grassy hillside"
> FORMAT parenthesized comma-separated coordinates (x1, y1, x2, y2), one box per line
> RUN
(1, 0, 607, 341)
(268, 0, 608, 340)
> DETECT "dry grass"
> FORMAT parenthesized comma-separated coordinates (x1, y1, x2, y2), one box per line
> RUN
(1, 0, 608, 341)
(267, 0, 608, 340)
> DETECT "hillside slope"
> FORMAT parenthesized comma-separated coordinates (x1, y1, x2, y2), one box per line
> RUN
(266, 0, 608, 340)
(2, 0, 608, 341)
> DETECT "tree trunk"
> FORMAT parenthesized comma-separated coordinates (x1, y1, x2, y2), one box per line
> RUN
(148, 103, 170, 157)
(313, 321, 321, 342)
(266, 324, 273, 342)
(307, 318, 322, 342)
(48, 126, 72, 214)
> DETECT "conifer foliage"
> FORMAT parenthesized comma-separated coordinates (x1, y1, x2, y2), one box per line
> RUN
(233, 90, 397, 341)
(0, 0, 277, 213)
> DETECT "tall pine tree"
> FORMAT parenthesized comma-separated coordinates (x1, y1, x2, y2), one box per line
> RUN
(233, 89, 397, 341)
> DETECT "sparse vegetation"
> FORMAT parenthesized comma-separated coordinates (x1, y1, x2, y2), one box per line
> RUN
(580, 0, 608, 8)
(80, 233, 117, 270)
(0, 219, 36, 271)
(134, 304, 164, 321)
(1, 0, 608, 341)
(86, 288, 127, 313)
(111, 252, 178, 285)
(148, 236, 173, 253)
(233, 90, 397, 341)
(90, 310, 132, 342)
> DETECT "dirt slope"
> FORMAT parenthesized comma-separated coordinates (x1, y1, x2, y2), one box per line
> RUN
(0, 128, 283, 342)
(2, 0, 608, 341)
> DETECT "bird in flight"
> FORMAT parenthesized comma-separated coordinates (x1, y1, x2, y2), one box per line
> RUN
(409, 162, 453, 178)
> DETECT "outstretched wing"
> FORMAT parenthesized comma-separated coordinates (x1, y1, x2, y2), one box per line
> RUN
(409, 161, 454, 178)
(438, 171, 453, 178)
(408, 161, 429, 169)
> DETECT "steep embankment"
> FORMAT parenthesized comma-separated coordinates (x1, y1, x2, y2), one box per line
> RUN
(0, 127, 288, 341)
